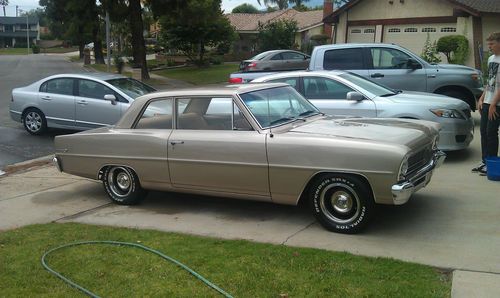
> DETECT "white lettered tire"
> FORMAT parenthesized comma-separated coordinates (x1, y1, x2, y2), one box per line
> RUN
(103, 166, 147, 205)
(309, 174, 374, 234)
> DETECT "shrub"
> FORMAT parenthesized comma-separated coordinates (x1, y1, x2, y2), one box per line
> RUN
(420, 33, 441, 64)
(31, 44, 40, 54)
(113, 54, 125, 74)
(436, 35, 469, 65)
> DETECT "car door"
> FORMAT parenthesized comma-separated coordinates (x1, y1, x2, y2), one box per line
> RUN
(281, 51, 308, 70)
(367, 47, 427, 91)
(302, 76, 376, 117)
(167, 96, 270, 198)
(38, 78, 76, 128)
(265, 53, 284, 70)
(75, 79, 124, 129)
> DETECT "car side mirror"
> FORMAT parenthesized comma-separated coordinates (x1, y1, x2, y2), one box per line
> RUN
(104, 94, 117, 105)
(407, 58, 422, 70)
(346, 91, 364, 101)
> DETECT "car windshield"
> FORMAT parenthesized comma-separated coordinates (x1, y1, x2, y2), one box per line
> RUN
(239, 86, 320, 128)
(106, 78, 156, 99)
(338, 73, 396, 97)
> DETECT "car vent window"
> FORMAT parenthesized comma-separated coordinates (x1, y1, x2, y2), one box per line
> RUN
(39, 82, 47, 92)
(323, 48, 364, 70)
(135, 98, 173, 129)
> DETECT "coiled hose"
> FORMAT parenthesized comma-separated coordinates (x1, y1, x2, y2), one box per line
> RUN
(41, 241, 233, 298)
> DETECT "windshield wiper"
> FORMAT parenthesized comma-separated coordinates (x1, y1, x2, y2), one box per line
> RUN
(380, 93, 397, 97)
(269, 116, 307, 126)
(299, 110, 320, 117)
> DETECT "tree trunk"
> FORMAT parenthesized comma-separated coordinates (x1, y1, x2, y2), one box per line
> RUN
(129, 0, 149, 79)
(93, 17, 105, 64)
(79, 43, 84, 59)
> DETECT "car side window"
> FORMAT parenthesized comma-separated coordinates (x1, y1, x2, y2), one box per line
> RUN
(371, 48, 414, 69)
(323, 48, 364, 70)
(44, 78, 74, 96)
(282, 52, 304, 60)
(135, 98, 173, 129)
(304, 77, 354, 99)
(78, 79, 115, 100)
(270, 54, 283, 60)
(176, 97, 252, 131)
(267, 77, 299, 89)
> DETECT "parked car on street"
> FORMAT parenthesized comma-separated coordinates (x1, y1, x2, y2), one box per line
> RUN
(252, 71, 474, 151)
(230, 44, 483, 110)
(54, 83, 445, 234)
(238, 50, 310, 72)
(10, 73, 156, 135)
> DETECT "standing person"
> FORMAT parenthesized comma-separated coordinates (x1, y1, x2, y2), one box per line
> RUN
(472, 32, 500, 175)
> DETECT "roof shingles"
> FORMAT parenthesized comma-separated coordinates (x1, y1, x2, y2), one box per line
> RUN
(227, 9, 324, 32)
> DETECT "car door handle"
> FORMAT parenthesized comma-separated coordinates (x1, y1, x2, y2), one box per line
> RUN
(41, 96, 52, 101)
(427, 74, 436, 78)
(77, 100, 88, 105)
(370, 73, 385, 78)
(170, 140, 184, 145)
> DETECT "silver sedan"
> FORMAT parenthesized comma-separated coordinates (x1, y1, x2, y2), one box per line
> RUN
(9, 73, 156, 134)
(252, 71, 474, 151)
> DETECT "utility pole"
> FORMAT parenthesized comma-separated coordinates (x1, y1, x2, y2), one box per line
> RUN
(16, 5, 18, 17)
(26, 14, 29, 55)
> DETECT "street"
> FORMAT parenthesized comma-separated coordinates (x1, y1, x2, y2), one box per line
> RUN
(0, 54, 83, 170)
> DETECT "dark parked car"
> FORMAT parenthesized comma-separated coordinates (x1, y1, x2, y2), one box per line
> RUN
(239, 50, 310, 72)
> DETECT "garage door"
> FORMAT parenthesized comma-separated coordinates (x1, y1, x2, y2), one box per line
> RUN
(383, 23, 457, 58)
(348, 26, 375, 43)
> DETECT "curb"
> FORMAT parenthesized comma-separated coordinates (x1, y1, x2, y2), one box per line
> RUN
(0, 155, 54, 177)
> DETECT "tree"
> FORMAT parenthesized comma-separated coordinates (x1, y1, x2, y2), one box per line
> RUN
(436, 35, 469, 64)
(102, 0, 149, 79)
(289, 0, 310, 8)
(258, 19, 298, 51)
(232, 3, 260, 13)
(0, 0, 7, 17)
(334, 0, 349, 7)
(156, 0, 235, 66)
(257, 0, 289, 10)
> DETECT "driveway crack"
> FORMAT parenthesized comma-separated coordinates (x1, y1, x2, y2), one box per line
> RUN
(53, 203, 114, 222)
(281, 221, 316, 245)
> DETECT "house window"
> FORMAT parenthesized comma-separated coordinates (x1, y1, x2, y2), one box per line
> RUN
(388, 28, 401, 33)
(404, 28, 417, 33)
(351, 29, 361, 33)
(441, 27, 456, 32)
(422, 27, 436, 32)
(364, 29, 375, 33)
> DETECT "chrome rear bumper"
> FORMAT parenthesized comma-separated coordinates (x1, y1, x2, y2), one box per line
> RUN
(53, 156, 62, 172)
(391, 150, 446, 205)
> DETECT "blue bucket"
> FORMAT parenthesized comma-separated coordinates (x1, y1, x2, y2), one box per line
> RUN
(486, 157, 500, 181)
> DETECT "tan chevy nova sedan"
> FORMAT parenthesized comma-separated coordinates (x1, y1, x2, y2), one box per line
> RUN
(54, 83, 445, 234)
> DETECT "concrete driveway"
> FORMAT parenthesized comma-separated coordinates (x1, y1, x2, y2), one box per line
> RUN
(0, 113, 499, 296)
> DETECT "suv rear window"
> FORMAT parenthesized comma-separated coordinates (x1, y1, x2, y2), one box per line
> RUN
(323, 48, 364, 70)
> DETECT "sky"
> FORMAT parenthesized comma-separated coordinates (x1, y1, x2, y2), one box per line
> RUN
(2, 0, 323, 16)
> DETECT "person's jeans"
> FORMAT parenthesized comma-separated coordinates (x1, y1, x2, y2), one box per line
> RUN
(480, 103, 500, 161)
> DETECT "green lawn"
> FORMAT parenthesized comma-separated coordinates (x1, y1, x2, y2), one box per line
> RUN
(41, 46, 79, 54)
(0, 48, 31, 55)
(154, 64, 239, 85)
(0, 223, 451, 297)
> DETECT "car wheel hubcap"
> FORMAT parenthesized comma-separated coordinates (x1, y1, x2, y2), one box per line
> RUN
(26, 112, 42, 132)
(108, 167, 133, 197)
(320, 183, 360, 224)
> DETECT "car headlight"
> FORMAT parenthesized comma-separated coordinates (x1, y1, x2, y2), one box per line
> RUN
(430, 109, 465, 119)
(398, 155, 409, 181)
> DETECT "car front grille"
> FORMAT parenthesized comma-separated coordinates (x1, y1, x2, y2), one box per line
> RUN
(407, 146, 433, 176)
(462, 109, 471, 119)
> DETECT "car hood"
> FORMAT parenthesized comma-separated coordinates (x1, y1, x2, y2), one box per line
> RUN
(289, 117, 438, 149)
(433, 63, 477, 73)
(383, 91, 469, 109)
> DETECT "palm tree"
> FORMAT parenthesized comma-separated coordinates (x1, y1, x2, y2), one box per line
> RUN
(1, 0, 8, 17)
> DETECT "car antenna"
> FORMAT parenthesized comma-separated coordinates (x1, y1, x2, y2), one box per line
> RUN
(267, 90, 273, 138)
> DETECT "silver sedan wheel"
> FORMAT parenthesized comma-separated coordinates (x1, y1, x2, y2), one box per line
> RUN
(25, 111, 43, 133)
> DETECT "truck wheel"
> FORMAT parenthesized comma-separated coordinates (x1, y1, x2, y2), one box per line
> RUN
(23, 108, 47, 135)
(437, 89, 476, 111)
(103, 166, 147, 205)
(309, 174, 374, 234)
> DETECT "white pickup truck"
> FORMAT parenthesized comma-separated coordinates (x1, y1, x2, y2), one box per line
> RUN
(229, 43, 484, 109)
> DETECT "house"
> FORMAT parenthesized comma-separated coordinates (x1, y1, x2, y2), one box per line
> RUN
(0, 16, 40, 48)
(227, 9, 325, 53)
(322, 0, 500, 68)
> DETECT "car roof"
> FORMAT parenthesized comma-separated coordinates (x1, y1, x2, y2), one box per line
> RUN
(253, 70, 348, 81)
(43, 72, 128, 81)
(313, 43, 398, 50)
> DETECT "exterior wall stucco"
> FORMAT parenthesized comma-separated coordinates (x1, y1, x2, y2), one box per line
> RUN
(295, 25, 324, 47)
(456, 16, 475, 67)
(347, 0, 454, 20)
(482, 15, 500, 48)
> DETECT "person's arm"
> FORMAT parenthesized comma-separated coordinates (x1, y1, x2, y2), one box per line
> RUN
(488, 90, 500, 120)
(478, 91, 485, 112)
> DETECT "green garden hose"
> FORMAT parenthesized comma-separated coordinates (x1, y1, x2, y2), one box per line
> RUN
(41, 241, 233, 298)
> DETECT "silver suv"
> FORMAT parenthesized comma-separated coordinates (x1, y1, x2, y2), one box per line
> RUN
(309, 43, 484, 110)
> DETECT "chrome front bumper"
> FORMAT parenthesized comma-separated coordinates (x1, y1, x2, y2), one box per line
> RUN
(391, 150, 446, 205)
